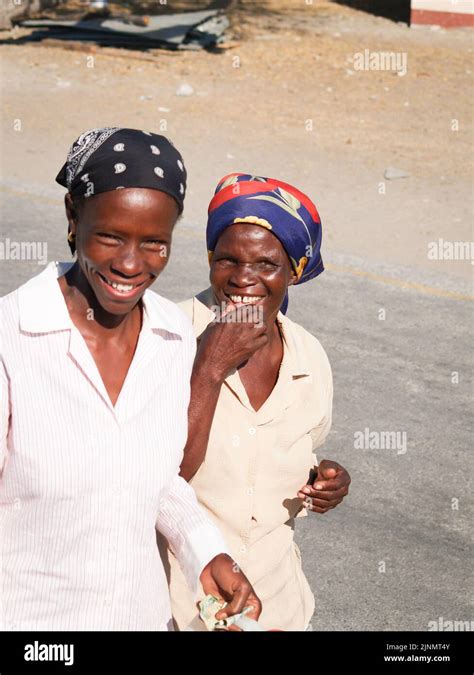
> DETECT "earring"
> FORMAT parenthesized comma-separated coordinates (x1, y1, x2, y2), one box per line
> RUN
(67, 232, 75, 243)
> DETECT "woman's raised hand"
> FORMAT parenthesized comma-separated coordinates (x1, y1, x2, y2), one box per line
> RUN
(196, 303, 268, 383)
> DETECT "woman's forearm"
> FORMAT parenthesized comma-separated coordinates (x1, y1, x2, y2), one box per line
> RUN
(179, 360, 223, 482)
(180, 313, 268, 482)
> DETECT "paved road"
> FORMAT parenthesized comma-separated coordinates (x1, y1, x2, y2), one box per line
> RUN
(1, 186, 472, 631)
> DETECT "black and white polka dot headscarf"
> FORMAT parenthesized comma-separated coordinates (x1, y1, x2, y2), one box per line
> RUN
(55, 127, 187, 212)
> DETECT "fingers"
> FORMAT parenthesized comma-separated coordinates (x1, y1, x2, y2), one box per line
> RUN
(306, 495, 343, 511)
(297, 476, 349, 514)
(306, 469, 351, 494)
(315, 461, 351, 488)
(300, 493, 342, 513)
(317, 459, 342, 476)
(216, 587, 262, 622)
(217, 307, 268, 350)
(221, 303, 266, 327)
(298, 484, 349, 502)
(312, 477, 346, 491)
(319, 471, 350, 490)
(216, 584, 250, 619)
(200, 305, 269, 376)
(242, 592, 262, 621)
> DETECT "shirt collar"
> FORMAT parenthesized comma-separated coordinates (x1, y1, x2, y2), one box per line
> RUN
(190, 287, 310, 378)
(141, 289, 184, 338)
(19, 261, 74, 333)
(18, 261, 183, 338)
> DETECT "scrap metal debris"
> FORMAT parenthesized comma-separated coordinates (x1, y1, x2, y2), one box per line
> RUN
(15, 10, 229, 51)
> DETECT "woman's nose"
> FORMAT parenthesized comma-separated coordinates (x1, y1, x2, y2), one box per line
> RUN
(111, 245, 144, 278)
(229, 262, 257, 287)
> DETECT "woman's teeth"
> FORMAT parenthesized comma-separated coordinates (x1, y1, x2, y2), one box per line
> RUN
(100, 274, 136, 293)
(228, 294, 264, 305)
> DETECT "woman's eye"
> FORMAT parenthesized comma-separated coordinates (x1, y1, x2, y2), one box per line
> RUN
(144, 240, 168, 251)
(97, 233, 120, 243)
(256, 261, 277, 271)
(216, 258, 236, 266)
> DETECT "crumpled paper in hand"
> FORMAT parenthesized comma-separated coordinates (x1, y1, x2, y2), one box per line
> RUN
(198, 594, 256, 631)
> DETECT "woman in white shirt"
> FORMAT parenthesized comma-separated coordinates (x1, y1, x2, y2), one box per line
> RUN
(0, 129, 261, 631)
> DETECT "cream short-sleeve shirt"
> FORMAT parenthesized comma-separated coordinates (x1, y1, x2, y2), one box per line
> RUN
(159, 287, 333, 631)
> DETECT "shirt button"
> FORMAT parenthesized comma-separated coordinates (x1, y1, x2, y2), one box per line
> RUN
(246, 488, 254, 496)
(248, 427, 256, 435)
(239, 545, 247, 554)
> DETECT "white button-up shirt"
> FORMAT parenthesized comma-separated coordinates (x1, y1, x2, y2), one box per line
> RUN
(0, 262, 229, 631)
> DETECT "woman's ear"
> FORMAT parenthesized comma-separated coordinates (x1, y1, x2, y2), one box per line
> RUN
(288, 270, 298, 287)
(64, 193, 78, 236)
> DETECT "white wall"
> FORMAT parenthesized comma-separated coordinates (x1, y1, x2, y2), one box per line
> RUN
(411, 0, 474, 14)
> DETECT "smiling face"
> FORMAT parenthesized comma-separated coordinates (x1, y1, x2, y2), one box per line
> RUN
(210, 223, 296, 322)
(66, 188, 179, 316)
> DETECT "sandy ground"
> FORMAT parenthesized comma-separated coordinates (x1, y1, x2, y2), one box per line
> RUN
(1, 0, 473, 288)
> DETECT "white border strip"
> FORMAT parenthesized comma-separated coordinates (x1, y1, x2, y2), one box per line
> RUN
(411, 0, 474, 14)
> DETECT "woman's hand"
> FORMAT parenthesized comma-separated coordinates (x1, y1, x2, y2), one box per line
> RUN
(199, 553, 262, 631)
(196, 304, 268, 384)
(297, 459, 351, 514)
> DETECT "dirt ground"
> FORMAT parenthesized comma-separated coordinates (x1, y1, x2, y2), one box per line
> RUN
(1, 0, 473, 285)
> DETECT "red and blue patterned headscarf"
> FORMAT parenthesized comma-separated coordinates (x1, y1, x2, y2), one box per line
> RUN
(206, 173, 324, 313)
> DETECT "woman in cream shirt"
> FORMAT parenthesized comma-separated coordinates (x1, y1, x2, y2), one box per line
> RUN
(159, 173, 351, 631)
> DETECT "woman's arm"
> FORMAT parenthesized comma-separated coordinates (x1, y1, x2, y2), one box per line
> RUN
(0, 324, 10, 477)
(156, 473, 262, 622)
(179, 355, 224, 482)
(179, 309, 268, 482)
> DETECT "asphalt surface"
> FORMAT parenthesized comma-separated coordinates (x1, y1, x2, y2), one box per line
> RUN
(1, 185, 472, 631)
